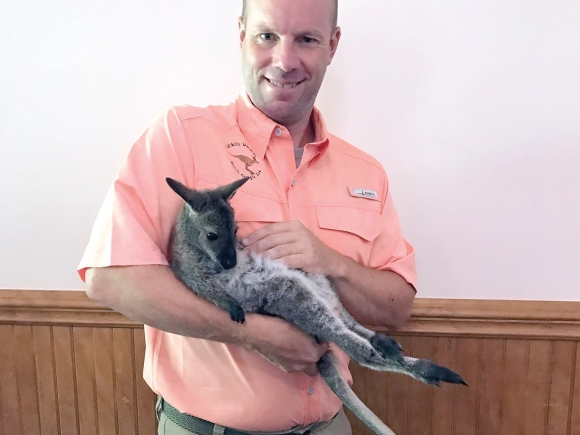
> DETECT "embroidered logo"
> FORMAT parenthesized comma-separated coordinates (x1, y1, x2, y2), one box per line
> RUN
(348, 187, 380, 201)
(227, 142, 262, 180)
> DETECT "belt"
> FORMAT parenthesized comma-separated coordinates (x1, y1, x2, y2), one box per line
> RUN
(161, 399, 311, 435)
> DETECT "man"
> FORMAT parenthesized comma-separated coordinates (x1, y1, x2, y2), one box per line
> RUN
(80, 0, 417, 434)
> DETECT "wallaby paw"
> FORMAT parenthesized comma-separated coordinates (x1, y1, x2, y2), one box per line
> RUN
(416, 360, 468, 387)
(229, 302, 245, 323)
(370, 333, 404, 360)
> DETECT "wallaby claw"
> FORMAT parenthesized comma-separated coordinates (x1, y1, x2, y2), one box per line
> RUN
(229, 303, 245, 323)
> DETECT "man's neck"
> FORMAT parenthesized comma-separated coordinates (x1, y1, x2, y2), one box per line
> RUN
(286, 117, 316, 149)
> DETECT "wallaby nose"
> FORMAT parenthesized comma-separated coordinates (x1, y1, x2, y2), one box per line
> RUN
(222, 257, 237, 270)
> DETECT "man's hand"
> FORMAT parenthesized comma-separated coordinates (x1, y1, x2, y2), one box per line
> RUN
(244, 314, 329, 376)
(241, 220, 416, 329)
(241, 221, 344, 277)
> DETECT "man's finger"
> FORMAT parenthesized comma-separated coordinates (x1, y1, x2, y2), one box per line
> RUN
(241, 221, 294, 246)
(243, 231, 297, 254)
(302, 363, 319, 377)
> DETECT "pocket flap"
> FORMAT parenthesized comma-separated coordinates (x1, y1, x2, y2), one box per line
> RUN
(232, 193, 286, 223)
(316, 206, 381, 241)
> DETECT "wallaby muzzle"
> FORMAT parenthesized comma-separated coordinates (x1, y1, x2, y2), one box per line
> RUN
(219, 250, 237, 270)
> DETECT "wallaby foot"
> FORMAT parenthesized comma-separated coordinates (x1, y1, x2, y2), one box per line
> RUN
(370, 333, 404, 360)
(228, 301, 245, 323)
(406, 357, 468, 386)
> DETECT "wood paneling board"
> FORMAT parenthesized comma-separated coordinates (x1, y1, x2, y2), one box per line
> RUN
(366, 370, 389, 435)
(384, 334, 413, 434)
(454, 338, 481, 435)
(408, 336, 435, 435)
(499, 339, 528, 435)
(14, 325, 42, 434)
(431, 336, 457, 435)
(113, 328, 138, 435)
(73, 327, 98, 435)
(346, 362, 370, 435)
(523, 340, 552, 435)
(0, 325, 22, 434)
(570, 343, 580, 435)
(53, 326, 79, 435)
(93, 327, 118, 435)
(476, 338, 505, 435)
(134, 328, 157, 435)
(33, 326, 60, 435)
(546, 341, 576, 435)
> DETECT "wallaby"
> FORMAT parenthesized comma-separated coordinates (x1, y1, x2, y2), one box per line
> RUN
(166, 177, 467, 435)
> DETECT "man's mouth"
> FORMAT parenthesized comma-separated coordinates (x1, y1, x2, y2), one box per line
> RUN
(266, 78, 303, 89)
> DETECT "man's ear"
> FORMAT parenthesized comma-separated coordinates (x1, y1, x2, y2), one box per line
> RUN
(328, 26, 342, 65)
(238, 17, 246, 49)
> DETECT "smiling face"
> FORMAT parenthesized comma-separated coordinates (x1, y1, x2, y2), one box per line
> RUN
(239, 0, 341, 129)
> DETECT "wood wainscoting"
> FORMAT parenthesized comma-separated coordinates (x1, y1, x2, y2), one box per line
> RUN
(0, 290, 579, 435)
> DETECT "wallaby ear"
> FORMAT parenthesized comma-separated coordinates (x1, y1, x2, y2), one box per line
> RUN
(215, 177, 250, 201)
(166, 177, 208, 212)
(166, 177, 191, 201)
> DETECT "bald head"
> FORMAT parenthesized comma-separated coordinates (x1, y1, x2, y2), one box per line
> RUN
(241, 0, 338, 30)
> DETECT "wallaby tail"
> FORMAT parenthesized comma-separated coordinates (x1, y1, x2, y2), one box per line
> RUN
(317, 353, 396, 435)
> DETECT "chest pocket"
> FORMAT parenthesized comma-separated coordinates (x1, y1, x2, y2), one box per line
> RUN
(231, 192, 286, 237)
(315, 206, 382, 265)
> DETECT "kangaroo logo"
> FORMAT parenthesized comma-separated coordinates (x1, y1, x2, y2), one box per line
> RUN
(233, 154, 258, 176)
(227, 142, 262, 180)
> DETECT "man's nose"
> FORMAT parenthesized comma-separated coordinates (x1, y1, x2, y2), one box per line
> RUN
(272, 39, 300, 72)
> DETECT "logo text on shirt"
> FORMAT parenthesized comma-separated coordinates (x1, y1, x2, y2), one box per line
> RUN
(348, 188, 380, 201)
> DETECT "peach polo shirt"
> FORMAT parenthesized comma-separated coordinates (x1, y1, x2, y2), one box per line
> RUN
(78, 93, 417, 432)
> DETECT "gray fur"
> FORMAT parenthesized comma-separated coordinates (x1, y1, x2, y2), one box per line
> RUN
(166, 177, 467, 435)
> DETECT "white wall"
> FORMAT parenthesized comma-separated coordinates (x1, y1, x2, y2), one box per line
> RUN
(1, 1, 579, 299)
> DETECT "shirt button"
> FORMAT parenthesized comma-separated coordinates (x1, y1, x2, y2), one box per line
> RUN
(291, 179, 296, 187)
(307, 388, 314, 395)
(275, 127, 282, 136)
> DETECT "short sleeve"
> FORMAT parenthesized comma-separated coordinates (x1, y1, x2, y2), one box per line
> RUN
(367, 175, 418, 291)
(78, 108, 195, 281)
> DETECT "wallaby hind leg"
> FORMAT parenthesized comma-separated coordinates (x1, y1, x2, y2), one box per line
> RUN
(259, 276, 398, 366)
(269, 296, 387, 366)
(338, 306, 404, 360)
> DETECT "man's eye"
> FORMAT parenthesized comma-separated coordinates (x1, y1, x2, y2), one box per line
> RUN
(260, 33, 274, 41)
(207, 233, 218, 241)
(303, 36, 315, 44)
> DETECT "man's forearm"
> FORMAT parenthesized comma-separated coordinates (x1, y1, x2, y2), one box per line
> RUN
(329, 254, 416, 330)
(86, 265, 262, 344)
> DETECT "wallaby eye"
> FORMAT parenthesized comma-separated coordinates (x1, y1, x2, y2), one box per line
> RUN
(207, 232, 218, 241)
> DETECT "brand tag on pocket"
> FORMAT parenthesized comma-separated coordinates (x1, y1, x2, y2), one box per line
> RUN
(348, 187, 380, 201)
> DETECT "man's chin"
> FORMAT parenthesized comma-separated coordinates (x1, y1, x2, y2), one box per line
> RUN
(262, 105, 305, 126)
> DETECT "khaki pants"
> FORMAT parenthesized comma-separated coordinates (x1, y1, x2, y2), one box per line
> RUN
(156, 398, 352, 435)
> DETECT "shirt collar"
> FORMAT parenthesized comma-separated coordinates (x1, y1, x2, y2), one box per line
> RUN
(235, 92, 330, 161)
